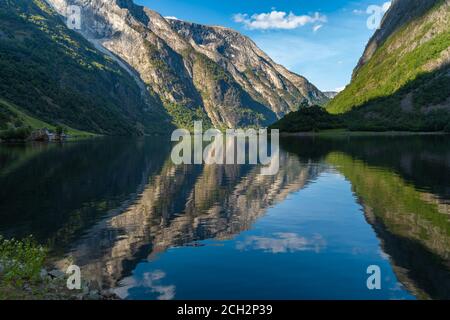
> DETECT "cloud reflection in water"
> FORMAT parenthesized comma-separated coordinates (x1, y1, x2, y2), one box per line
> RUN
(237, 233, 326, 254)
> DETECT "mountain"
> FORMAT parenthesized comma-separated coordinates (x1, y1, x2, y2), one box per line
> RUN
(323, 91, 338, 99)
(326, 0, 450, 131)
(45, 0, 327, 129)
(0, 0, 172, 135)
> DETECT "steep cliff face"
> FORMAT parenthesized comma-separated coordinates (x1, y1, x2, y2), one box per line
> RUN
(327, 0, 450, 130)
(46, 0, 327, 128)
(167, 19, 328, 115)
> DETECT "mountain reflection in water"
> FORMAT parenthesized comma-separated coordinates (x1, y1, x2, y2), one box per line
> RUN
(0, 135, 448, 299)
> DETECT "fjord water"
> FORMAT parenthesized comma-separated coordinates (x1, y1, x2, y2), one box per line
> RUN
(0, 135, 449, 300)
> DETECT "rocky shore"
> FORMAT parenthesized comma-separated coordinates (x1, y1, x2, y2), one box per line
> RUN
(0, 265, 121, 300)
(33, 268, 121, 300)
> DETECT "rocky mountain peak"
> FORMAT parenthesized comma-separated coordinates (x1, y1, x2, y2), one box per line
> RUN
(46, 0, 327, 128)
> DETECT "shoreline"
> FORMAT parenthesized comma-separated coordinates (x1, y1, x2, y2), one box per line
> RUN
(279, 130, 449, 137)
(0, 265, 121, 300)
(0, 236, 119, 300)
(0, 135, 101, 144)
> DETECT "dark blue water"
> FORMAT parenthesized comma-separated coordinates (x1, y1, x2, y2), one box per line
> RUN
(0, 135, 449, 300)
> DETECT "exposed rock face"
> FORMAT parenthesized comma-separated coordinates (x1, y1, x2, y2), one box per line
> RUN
(45, 0, 327, 128)
(323, 91, 338, 99)
(167, 19, 328, 115)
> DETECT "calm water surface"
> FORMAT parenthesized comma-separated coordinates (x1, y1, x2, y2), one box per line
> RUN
(0, 135, 449, 300)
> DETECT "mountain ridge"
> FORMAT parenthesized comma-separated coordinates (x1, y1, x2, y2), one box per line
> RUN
(45, 0, 328, 129)
(353, 0, 441, 76)
(322, 0, 450, 132)
(0, 0, 173, 135)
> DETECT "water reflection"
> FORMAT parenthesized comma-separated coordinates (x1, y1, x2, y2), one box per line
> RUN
(51, 151, 321, 290)
(116, 270, 176, 301)
(236, 233, 326, 254)
(0, 135, 449, 299)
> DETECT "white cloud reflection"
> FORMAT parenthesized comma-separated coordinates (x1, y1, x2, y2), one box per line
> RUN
(114, 270, 175, 300)
(237, 232, 326, 253)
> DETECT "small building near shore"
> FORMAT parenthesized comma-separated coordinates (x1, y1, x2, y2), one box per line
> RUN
(29, 128, 66, 142)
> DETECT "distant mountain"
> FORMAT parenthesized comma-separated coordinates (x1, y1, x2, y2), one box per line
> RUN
(45, 0, 328, 129)
(0, 0, 172, 135)
(326, 0, 450, 131)
(323, 91, 338, 99)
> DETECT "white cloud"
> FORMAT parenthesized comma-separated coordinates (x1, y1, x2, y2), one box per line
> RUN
(313, 24, 323, 32)
(164, 16, 179, 20)
(335, 86, 346, 92)
(233, 11, 327, 30)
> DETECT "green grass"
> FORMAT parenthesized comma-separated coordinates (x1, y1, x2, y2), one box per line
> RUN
(273, 1, 449, 133)
(0, 235, 80, 300)
(269, 105, 345, 132)
(0, 99, 97, 138)
(0, 236, 47, 288)
(164, 102, 212, 130)
(327, 0, 450, 115)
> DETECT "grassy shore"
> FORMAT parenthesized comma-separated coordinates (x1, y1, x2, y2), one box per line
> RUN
(280, 128, 449, 137)
(0, 99, 98, 141)
(0, 236, 116, 300)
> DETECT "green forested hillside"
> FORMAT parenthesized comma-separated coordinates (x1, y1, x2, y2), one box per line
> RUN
(324, 0, 450, 131)
(326, 151, 450, 299)
(0, 0, 172, 135)
(0, 98, 95, 137)
(269, 106, 344, 132)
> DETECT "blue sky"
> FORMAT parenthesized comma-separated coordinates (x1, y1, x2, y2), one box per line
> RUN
(136, 0, 391, 92)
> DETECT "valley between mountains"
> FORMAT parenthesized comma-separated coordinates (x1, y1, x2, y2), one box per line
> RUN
(0, 0, 449, 137)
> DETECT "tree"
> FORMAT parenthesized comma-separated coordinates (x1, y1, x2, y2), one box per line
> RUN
(55, 125, 66, 136)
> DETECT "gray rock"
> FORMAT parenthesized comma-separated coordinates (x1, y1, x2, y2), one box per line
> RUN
(88, 280, 101, 291)
(82, 285, 90, 295)
(47, 282, 58, 290)
(40, 268, 48, 280)
(100, 289, 117, 299)
(74, 293, 84, 300)
(45, 0, 329, 129)
(23, 283, 32, 292)
(48, 269, 65, 279)
(88, 290, 101, 300)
